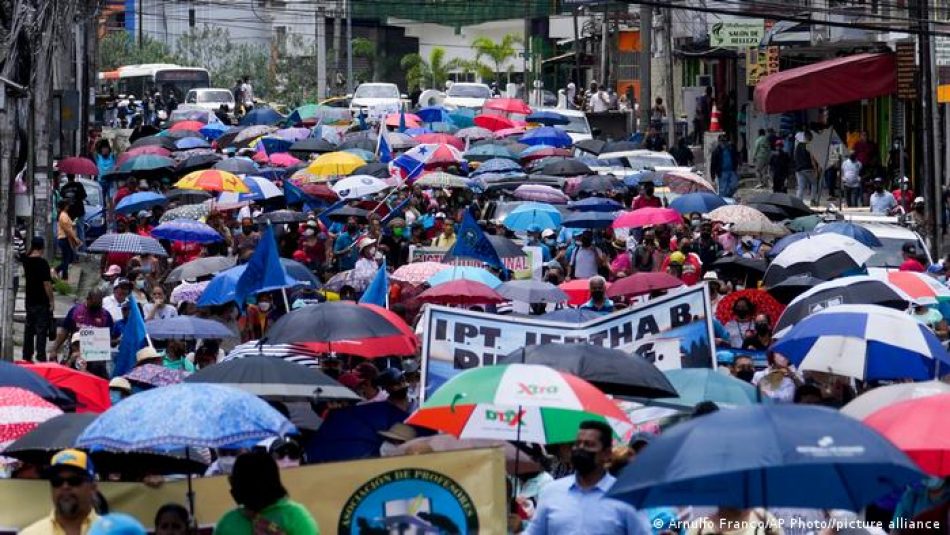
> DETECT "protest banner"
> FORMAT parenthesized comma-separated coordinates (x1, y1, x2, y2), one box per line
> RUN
(0, 449, 506, 534)
(78, 327, 111, 362)
(408, 245, 542, 280)
(420, 285, 716, 399)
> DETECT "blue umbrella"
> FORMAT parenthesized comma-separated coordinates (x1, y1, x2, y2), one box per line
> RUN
(239, 107, 284, 126)
(526, 110, 570, 126)
(651, 369, 766, 408)
(427, 266, 503, 289)
(174, 137, 210, 150)
(259, 136, 293, 155)
(145, 316, 237, 340)
(417, 106, 452, 124)
(150, 220, 223, 244)
(568, 197, 624, 212)
(197, 264, 300, 306)
(562, 210, 617, 229)
(814, 221, 883, 247)
(114, 192, 167, 215)
(608, 404, 924, 509)
(520, 144, 561, 158)
(520, 126, 573, 148)
(465, 144, 518, 162)
(0, 361, 74, 409)
(199, 122, 228, 140)
(305, 401, 409, 463)
(669, 192, 727, 215)
(428, 121, 459, 134)
(449, 109, 476, 128)
(342, 148, 376, 162)
(771, 304, 950, 381)
(279, 258, 322, 289)
(471, 157, 523, 175)
(504, 202, 561, 231)
(768, 232, 810, 259)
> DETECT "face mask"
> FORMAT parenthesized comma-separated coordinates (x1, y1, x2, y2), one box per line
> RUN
(258, 301, 272, 312)
(217, 456, 237, 475)
(276, 457, 300, 469)
(734, 308, 750, 318)
(570, 448, 598, 475)
(393, 227, 404, 237)
(735, 369, 755, 383)
(136, 280, 146, 290)
(88, 303, 102, 312)
(691, 220, 701, 228)
(389, 385, 409, 400)
(755, 323, 770, 336)
(347, 225, 358, 234)
(916, 206, 924, 213)
(924, 476, 945, 490)
(590, 290, 605, 301)
(140, 263, 152, 274)
(379, 441, 401, 457)
(580, 237, 592, 247)
(303, 229, 315, 237)
(242, 227, 252, 235)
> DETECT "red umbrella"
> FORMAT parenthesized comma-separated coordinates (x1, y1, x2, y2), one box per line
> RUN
(169, 120, 205, 132)
(362, 304, 420, 351)
(612, 207, 683, 229)
(58, 156, 99, 176)
(559, 278, 612, 306)
(483, 98, 532, 115)
(864, 393, 950, 476)
(385, 113, 422, 128)
(17, 363, 110, 413)
(714, 289, 785, 329)
(417, 280, 506, 306)
(414, 133, 464, 150)
(300, 182, 338, 201)
(607, 272, 684, 299)
(0, 387, 63, 450)
(494, 126, 527, 139)
(474, 114, 516, 132)
(252, 151, 270, 164)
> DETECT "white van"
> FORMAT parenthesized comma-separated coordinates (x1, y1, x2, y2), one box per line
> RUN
(184, 88, 235, 112)
(349, 83, 404, 114)
(443, 83, 492, 110)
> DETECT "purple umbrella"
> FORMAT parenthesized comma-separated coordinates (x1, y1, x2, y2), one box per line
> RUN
(125, 364, 190, 388)
(274, 128, 312, 142)
(513, 184, 570, 204)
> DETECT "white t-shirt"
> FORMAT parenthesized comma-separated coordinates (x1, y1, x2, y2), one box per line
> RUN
(591, 91, 610, 113)
(841, 159, 862, 187)
(143, 303, 178, 321)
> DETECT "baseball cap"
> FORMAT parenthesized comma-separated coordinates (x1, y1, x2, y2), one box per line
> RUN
(541, 229, 556, 238)
(375, 367, 405, 388)
(90, 513, 147, 535)
(914, 196, 926, 204)
(703, 271, 719, 281)
(48, 449, 95, 478)
(435, 212, 446, 219)
(105, 265, 122, 276)
(71, 332, 81, 344)
(402, 359, 420, 374)
(669, 251, 686, 265)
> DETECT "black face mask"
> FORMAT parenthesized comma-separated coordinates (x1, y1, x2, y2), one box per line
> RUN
(916, 206, 924, 213)
(580, 237, 592, 247)
(388, 386, 409, 401)
(87, 303, 102, 312)
(241, 226, 253, 235)
(734, 308, 750, 319)
(570, 448, 598, 475)
(735, 369, 755, 383)
(755, 323, 770, 336)
(346, 225, 358, 234)
(590, 290, 605, 301)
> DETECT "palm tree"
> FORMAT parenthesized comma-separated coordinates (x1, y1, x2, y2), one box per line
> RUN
(400, 47, 460, 92)
(471, 33, 524, 84)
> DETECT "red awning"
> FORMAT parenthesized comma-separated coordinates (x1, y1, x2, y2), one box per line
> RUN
(753, 53, 896, 114)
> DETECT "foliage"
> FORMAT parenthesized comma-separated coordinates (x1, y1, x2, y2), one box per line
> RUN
(273, 33, 320, 107)
(98, 33, 176, 71)
(53, 279, 73, 296)
(175, 26, 274, 98)
(400, 47, 465, 92)
(351, 37, 376, 82)
(471, 33, 523, 83)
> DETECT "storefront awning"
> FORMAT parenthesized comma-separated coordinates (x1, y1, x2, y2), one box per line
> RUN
(753, 53, 896, 114)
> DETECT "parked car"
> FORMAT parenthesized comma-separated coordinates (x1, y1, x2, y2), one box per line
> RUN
(443, 83, 492, 110)
(842, 219, 932, 274)
(348, 83, 405, 114)
(184, 88, 235, 112)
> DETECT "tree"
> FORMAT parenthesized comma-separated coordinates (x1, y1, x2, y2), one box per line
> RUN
(351, 37, 377, 82)
(400, 47, 462, 92)
(98, 32, 175, 71)
(173, 25, 273, 99)
(471, 33, 523, 84)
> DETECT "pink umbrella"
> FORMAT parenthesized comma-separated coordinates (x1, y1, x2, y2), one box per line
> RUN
(0, 387, 63, 451)
(483, 98, 532, 115)
(391, 261, 452, 285)
(417, 280, 506, 306)
(58, 156, 99, 176)
(612, 207, 683, 229)
(385, 113, 421, 128)
(414, 133, 464, 150)
(494, 127, 527, 139)
(513, 184, 570, 204)
(269, 153, 302, 168)
(252, 151, 270, 164)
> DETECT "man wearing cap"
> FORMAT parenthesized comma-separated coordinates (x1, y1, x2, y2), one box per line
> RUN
(21, 449, 99, 535)
(869, 177, 898, 215)
(102, 279, 132, 323)
(910, 196, 933, 239)
(23, 237, 55, 362)
(49, 289, 114, 364)
(899, 242, 926, 272)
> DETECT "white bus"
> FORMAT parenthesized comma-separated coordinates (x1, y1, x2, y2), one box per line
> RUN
(97, 63, 210, 102)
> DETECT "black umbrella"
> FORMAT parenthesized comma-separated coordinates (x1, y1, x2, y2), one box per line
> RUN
(165, 188, 212, 204)
(165, 130, 204, 140)
(345, 130, 377, 141)
(499, 343, 677, 398)
(575, 139, 607, 155)
(747, 202, 792, 221)
(326, 205, 370, 222)
(766, 275, 826, 304)
(184, 356, 359, 401)
(128, 125, 160, 143)
(130, 135, 177, 151)
(497, 280, 568, 304)
(577, 174, 625, 194)
(289, 138, 337, 156)
(710, 255, 768, 286)
(213, 158, 258, 175)
(213, 126, 248, 149)
(255, 209, 310, 224)
(0, 361, 76, 410)
(166, 255, 236, 283)
(540, 158, 592, 177)
(339, 138, 376, 152)
(176, 153, 221, 175)
(602, 140, 640, 153)
(773, 276, 912, 334)
(743, 192, 813, 218)
(351, 163, 390, 178)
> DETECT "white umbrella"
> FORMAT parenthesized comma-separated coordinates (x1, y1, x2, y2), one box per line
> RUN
(840, 381, 950, 420)
(331, 174, 389, 199)
(764, 234, 874, 288)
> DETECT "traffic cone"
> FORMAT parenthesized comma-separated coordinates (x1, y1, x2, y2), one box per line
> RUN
(709, 104, 722, 133)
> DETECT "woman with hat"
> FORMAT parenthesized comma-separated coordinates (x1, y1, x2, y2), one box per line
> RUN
(354, 237, 379, 277)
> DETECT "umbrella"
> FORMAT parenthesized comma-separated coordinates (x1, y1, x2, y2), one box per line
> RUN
(199, 122, 229, 139)
(307, 401, 408, 463)
(495, 126, 528, 139)
(841, 381, 950, 421)
(539, 158, 591, 177)
(613, 207, 682, 229)
(338, 137, 377, 152)
(575, 139, 607, 155)
(145, 316, 236, 340)
(427, 266, 503, 288)
(414, 133, 464, 151)
(576, 173, 625, 194)
(608, 272, 684, 299)
(558, 278, 606, 306)
(661, 170, 716, 194)
(331, 174, 389, 199)
(417, 279, 506, 305)
(497, 280, 568, 304)
(217, 175, 283, 203)
(255, 209, 310, 224)
(520, 146, 572, 162)
(474, 114, 516, 132)
(16, 363, 109, 414)
(787, 214, 823, 232)
(125, 364, 189, 388)
(391, 262, 452, 285)
(774, 276, 912, 335)
(503, 202, 562, 231)
(814, 221, 883, 247)
(562, 211, 617, 229)
(745, 202, 794, 221)
(416, 106, 452, 124)
(465, 144, 519, 162)
(267, 153, 301, 168)
(471, 157, 522, 175)
(114, 191, 167, 215)
(87, 233, 167, 256)
(864, 393, 950, 476)
(350, 162, 389, 178)
(239, 107, 284, 126)
(174, 137, 210, 150)
(764, 234, 874, 288)
(263, 301, 418, 358)
(130, 136, 177, 151)
(732, 218, 790, 238)
(213, 157, 258, 175)
(184, 356, 358, 401)
(165, 189, 213, 206)
(168, 120, 205, 132)
(406, 364, 631, 444)
(540, 308, 604, 322)
(176, 169, 249, 193)
(166, 256, 235, 283)
(767, 232, 811, 259)
(159, 203, 209, 223)
(456, 126, 494, 141)
(670, 192, 727, 215)
(710, 256, 768, 285)
(324, 205, 371, 222)
(414, 171, 471, 189)
(223, 341, 323, 368)
(512, 184, 570, 204)
(289, 137, 337, 156)
(4, 413, 97, 465)
(771, 304, 950, 380)
(499, 344, 676, 398)
(0, 387, 63, 451)
(766, 275, 827, 304)
(520, 126, 572, 148)
(117, 154, 177, 175)
(708, 204, 772, 226)
(58, 156, 98, 176)
(569, 197, 624, 212)
(715, 289, 785, 330)
(323, 269, 374, 292)
(197, 264, 299, 307)
(307, 151, 365, 176)
(744, 192, 813, 218)
(485, 235, 527, 258)
(650, 369, 764, 408)
(169, 281, 210, 305)
(873, 271, 950, 310)
(150, 220, 222, 244)
(175, 153, 221, 175)
(526, 110, 570, 126)
(607, 404, 923, 509)
(483, 98, 532, 115)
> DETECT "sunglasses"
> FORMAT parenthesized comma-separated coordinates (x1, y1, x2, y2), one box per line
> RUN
(50, 474, 88, 488)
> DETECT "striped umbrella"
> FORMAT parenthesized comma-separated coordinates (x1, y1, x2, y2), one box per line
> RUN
(151, 220, 223, 244)
(224, 341, 323, 368)
(406, 364, 632, 444)
(512, 184, 570, 204)
(0, 387, 63, 451)
(771, 304, 950, 381)
(774, 276, 912, 335)
(87, 233, 168, 256)
(764, 234, 874, 288)
(874, 271, 950, 311)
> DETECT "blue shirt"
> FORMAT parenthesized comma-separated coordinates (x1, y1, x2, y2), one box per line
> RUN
(581, 297, 615, 313)
(721, 147, 734, 172)
(333, 232, 358, 271)
(527, 473, 651, 535)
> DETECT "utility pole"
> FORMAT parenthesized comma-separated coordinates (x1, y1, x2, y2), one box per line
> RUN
(316, 7, 328, 101)
(600, 1, 608, 85)
(917, 0, 940, 257)
(573, 7, 582, 87)
(138, 0, 144, 49)
(639, 3, 652, 134)
(665, 7, 676, 147)
(0, 79, 16, 360)
(524, 0, 530, 104)
(333, 0, 342, 95)
(346, 0, 353, 94)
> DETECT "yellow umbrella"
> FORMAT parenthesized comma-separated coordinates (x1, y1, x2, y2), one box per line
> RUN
(306, 151, 366, 177)
(175, 170, 250, 193)
(290, 168, 328, 184)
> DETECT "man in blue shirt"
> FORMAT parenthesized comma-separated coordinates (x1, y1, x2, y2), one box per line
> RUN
(333, 221, 360, 271)
(580, 276, 614, 313)
(527, 421, 651, 535)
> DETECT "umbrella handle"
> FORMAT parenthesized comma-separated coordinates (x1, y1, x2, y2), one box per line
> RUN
(186, 450, 197, 524)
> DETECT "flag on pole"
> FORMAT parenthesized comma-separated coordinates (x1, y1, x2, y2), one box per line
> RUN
(377, 125, 393, 164)
(283, 180, 326, 211)
(359, 259, 390, 308)
(398, 111, 407, 133)
(380, 195, 412, 226)
(234, 225, 290, 306)
(113, 295, 148, 378)
(443, 211, 505, 271)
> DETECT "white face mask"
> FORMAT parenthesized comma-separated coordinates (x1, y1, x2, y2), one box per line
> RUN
(379, 441, 401, 457)
(258, 301, 272, 312)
